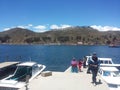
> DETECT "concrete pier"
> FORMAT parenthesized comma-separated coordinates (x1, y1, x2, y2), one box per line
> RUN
(20, 66, 109, 90)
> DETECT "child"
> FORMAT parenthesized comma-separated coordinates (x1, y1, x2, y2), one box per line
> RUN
(77, 59, 83, 72)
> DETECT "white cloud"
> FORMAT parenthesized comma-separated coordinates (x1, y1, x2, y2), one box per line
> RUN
(34, 25, 46, 30)
(3, 24, 48, 32)
(34, 29, 48, 32)
(3, 28, 11, 31)
(17, 24, 33, 29)
(34, 25, 47, 32)
(61, 24, 72, 29)
(28, 24, 33, 27)
(90, 25, 120, 31)
(17, 26, 26, 29)
(24, 24, 33, 29)
(5, 24, 120, 32)
(3, 24, 73, 32)
(50, 24, 71, 29)
(50, 25, 60, 29)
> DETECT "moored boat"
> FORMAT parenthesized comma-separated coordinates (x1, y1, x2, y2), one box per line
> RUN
(86, 56, 120, 67)
(0, 61, 46, 90)
(85, 56, 113, 66)
(98, 67, 120, 90)
(109, 44, 120, 48)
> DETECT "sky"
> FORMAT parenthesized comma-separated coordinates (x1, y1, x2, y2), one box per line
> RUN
(0, 0, 120, 32)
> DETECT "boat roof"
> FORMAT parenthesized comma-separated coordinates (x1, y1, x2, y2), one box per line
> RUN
(100, 67, 119, 71)
(99, 58, 112, 61)
(0, 62, 19, 69)
(18, 62, 36, 67)
(86, 56, 112, 61)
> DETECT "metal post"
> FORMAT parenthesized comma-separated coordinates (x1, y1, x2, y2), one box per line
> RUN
(25, 75, 30, 90)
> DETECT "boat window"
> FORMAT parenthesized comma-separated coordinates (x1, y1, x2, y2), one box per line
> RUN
(108, 61, 112, 64)
(100, 60, 103, 64)
(103, 71, 110, 76)
(8, 66, 32, 81)
(104, 61, 108, 64)
(112, 71, 120, 77)
(32, 64, 39, 75)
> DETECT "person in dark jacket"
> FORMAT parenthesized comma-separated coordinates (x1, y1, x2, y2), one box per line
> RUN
(89, 53, 100, 86)
(83, 56, 87, 68)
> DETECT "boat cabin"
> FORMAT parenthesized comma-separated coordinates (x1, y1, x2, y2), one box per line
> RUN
(99, 67, 120, 77)
(0, 62, 46, 89)
(86, 56, 113, 66)
(99, 58, 113, 64)
(8, 62, 42, 82)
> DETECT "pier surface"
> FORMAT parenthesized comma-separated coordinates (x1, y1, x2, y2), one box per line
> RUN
(20, 66, 109, 90)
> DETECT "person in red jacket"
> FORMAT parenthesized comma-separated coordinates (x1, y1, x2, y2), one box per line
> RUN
(77, 59, 83, 72)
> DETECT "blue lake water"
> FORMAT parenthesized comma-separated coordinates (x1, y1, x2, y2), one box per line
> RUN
(0, 45, 120, 71)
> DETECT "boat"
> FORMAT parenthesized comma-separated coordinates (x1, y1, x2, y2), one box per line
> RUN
(109, 44, 120, 48)
(0, 62, 19, 80)
(85, 56, 113, 66)
(0, 61, 46, 90)
(86, 56, 120, 68)
(98, 66, 120, 90)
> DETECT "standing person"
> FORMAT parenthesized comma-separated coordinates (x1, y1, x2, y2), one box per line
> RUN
(83, 56, 87, 68)
(89, 53, 99, 86)
(77, 59, 83, 72)
(87, 57, 92, 74)
(71, 58, 78, 73)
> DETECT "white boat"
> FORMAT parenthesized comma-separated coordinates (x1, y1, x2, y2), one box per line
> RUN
(86, 56, 120, 69)
(0, 61, 46, 89)
(86, 56, 113, 66)
(98, 67, 120, 90)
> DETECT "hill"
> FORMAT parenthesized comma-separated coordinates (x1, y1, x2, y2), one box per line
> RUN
(0, 26, 120, 45)
(0, 28, 36, 44)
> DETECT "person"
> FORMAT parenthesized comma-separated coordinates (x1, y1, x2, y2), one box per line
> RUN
(77, 59, 83, 72)
(87, 57, 92, 74)
(83, 56, 87, 68)
(89, 53, 100, 86)
(71, 58, 78, 73)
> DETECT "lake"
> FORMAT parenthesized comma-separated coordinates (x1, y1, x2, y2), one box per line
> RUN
(0, 45, 120, 71)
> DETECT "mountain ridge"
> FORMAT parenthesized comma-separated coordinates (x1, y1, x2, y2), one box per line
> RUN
(0, 26, 120, 45)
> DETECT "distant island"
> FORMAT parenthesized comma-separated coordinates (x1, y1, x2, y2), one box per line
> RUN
(0, 26, 120, 45)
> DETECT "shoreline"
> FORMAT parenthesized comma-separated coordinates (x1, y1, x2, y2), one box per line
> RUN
(0, 43, 107, 46)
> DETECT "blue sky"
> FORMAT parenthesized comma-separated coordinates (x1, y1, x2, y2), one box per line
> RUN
(0, 0, 120, 32)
